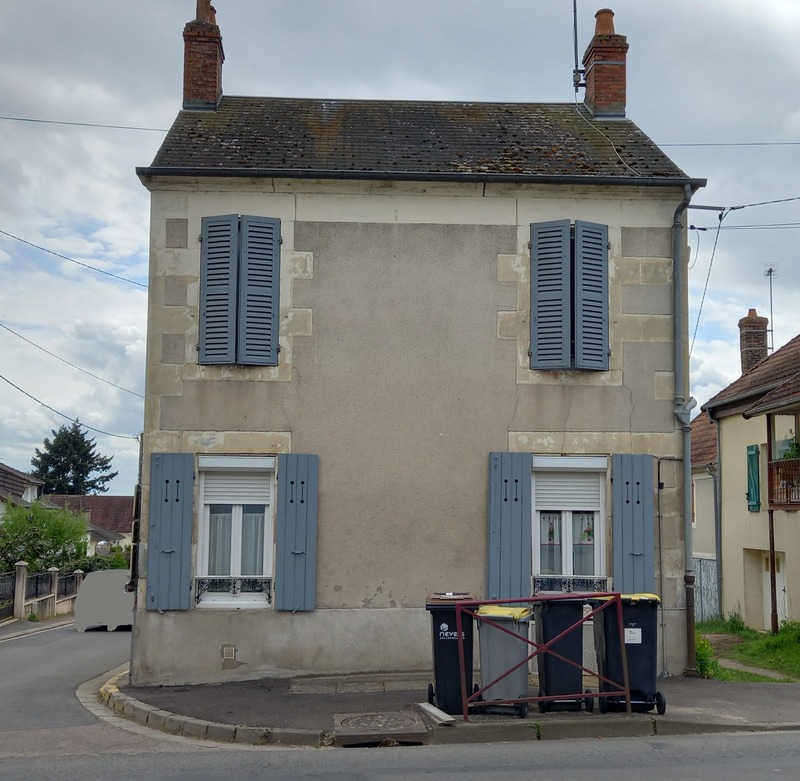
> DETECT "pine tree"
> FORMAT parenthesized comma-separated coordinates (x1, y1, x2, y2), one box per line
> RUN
(30, 420, 119, 495)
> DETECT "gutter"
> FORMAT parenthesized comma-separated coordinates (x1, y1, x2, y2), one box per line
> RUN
(136, 165, 706, 190)
(672, 182, 699, 675)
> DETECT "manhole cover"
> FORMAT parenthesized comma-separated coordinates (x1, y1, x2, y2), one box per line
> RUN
(333, 710, 429, 747)
(338, 713, 419, 731)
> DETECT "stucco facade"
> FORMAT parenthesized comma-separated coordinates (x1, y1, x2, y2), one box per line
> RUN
(130, 178, 692, 684)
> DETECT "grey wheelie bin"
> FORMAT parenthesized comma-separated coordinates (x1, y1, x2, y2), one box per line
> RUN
(426, 593, 476, 715)
(476, 605, 533, 718)
(593, 593, 665, 714)
(534, 598, 593, 712)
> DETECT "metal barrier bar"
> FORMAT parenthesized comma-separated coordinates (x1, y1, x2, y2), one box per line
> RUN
(454, 593, 632, 722)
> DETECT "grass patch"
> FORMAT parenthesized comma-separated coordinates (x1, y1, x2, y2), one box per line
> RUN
(697, 612, 800, 680)
(713, 666, 783, 683)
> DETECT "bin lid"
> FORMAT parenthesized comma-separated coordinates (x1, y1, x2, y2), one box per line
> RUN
(426, 592, 474, 603)
(476, 605, 533, 620)
(591, 593, 661, 604)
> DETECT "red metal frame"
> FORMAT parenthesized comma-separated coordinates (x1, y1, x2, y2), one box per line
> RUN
(454, 593, 632, 721)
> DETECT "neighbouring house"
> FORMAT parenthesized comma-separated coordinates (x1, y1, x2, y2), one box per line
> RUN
(0, 463, 45, 522)
(690, 413, 720, 621)
(130, 3, 705, 685)
(47, 494, 136, 550)
(702, 309, 800, 631)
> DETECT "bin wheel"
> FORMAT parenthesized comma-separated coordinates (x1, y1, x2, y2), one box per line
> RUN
(537, 689, 548, 714)
(515, 701, 529, 719)
(655, 691, 666, 716)
(598, 695, 608, 714)
(427, 683, 434, 705)
(584, 690, 594, 713)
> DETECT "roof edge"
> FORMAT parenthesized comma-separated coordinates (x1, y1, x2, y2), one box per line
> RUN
(136, 166, 706, 190)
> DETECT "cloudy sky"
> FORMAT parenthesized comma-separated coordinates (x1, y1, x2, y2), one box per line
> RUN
(1, 0, 798, 494)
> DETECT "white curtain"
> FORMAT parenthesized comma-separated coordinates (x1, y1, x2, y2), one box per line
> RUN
(208, 504, 232, 576)
(240, 504, 265, 576)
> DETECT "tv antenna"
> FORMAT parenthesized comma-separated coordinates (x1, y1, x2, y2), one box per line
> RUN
(764, 263, 779, 351)
(573, 0, 585, 92)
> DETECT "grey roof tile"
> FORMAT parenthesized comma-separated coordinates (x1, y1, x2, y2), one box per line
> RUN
(141, 96, 692, 181)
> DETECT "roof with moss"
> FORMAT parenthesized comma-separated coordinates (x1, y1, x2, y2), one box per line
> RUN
(139, 96, 697, 183)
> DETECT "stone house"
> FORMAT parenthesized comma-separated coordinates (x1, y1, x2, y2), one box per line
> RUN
(130, 2, 705, 685)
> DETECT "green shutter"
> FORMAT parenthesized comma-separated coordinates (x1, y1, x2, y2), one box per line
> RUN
(275, 454, 319, 611)
(574, 221, 609, 371)
(487, 452, 533, 600)
(146, 453, 194, 611)
(238, 216, 281, 366)
(747, 444, 761, 512)
(530, 220, 571, 369)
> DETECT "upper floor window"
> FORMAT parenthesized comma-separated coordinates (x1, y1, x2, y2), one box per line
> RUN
(530, 220, 608, 371)
(199, 215, 280, 366)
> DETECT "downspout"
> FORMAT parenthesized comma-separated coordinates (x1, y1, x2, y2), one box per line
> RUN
(672, 183, 698, 676)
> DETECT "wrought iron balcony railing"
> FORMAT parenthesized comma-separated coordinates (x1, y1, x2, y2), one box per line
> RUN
(195, 577, 273, 605)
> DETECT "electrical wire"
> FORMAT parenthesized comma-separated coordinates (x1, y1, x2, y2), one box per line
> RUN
(0, 322, 144, 398)
(0, 115, 168, 132)
(0, 228, 147, 289)
(690, 209, 729, 358)
(572, 98, 642, 178)
(0, 373, 139, 440)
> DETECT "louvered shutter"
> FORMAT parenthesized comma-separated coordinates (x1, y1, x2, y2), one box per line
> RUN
(488, 452, 533, 600)
(146, 453, 194, 611)
(531, 221, 571, 369)
(238, 216, 280, 365)
(275, 454, 318, 611)
(574, 221, 609, 370)
(747, 444, 761, 512)
(199, 215, 239, 364)
(612, 454, 655, 594)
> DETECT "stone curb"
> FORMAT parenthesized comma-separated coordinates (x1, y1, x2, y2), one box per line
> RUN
(97, 672, 800, 748)
(98, 672, 325, 747)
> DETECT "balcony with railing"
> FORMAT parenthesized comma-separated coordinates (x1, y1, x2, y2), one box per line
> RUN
(769, 457, 800, 508)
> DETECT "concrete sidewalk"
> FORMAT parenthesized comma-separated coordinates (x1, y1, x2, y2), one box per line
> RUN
(109, 671, 800, 748)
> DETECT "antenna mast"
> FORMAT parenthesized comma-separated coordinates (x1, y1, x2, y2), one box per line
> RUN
(764, 263, 779, 351)
(573, 0, 585, 91)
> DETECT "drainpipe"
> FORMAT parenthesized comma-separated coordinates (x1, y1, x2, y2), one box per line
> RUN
(672, 183, 698, 676)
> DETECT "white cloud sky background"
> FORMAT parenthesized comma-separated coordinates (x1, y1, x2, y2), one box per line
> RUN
(1, 0, 798, 494)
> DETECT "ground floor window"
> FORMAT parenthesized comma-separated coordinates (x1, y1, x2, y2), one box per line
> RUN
(195, 456, 275, 607)
(532, 457, 607, 593)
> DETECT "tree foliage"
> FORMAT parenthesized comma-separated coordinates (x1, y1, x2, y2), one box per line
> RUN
(0, 502, 88, 572)
(30, 420, 118, 495)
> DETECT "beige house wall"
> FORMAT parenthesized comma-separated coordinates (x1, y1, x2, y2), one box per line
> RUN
(717, 413, 800, 629)
(132, 178, 690, 685)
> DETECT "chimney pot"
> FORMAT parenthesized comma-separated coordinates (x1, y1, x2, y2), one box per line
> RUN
(594, 9, 616, 35)
(738, 308, 770, 374)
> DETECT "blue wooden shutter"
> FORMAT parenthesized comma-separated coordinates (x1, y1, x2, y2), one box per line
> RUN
(199, 215, 239, 364)
(530, 220, 571, 369)
(612, 454, 655, 594)
(574, 221, 609, 370)
(146, 453, 194, 611)
(275, 454, 318, 611)
(238, 216, 281, 366)
(488, 452, 533, 600)
(747, 444, 761, 512)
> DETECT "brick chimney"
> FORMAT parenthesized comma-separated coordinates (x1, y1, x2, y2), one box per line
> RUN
(183, 0, 224, 110)
(738, 308, 769, 374)
(582, 9, 629, 118)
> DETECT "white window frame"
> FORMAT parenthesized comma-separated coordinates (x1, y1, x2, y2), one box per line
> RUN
(531, 456, 607, 592)
(196, 456, 276, 608)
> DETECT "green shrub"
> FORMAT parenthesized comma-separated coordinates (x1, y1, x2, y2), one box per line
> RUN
(695, 633, 720, 678)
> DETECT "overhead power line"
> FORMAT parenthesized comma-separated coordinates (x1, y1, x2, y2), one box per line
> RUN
(0, 228, 147, 289)
(0, 115, 168, 132)
(0, 322, 144, 398)
(0, 373, 139, 440)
